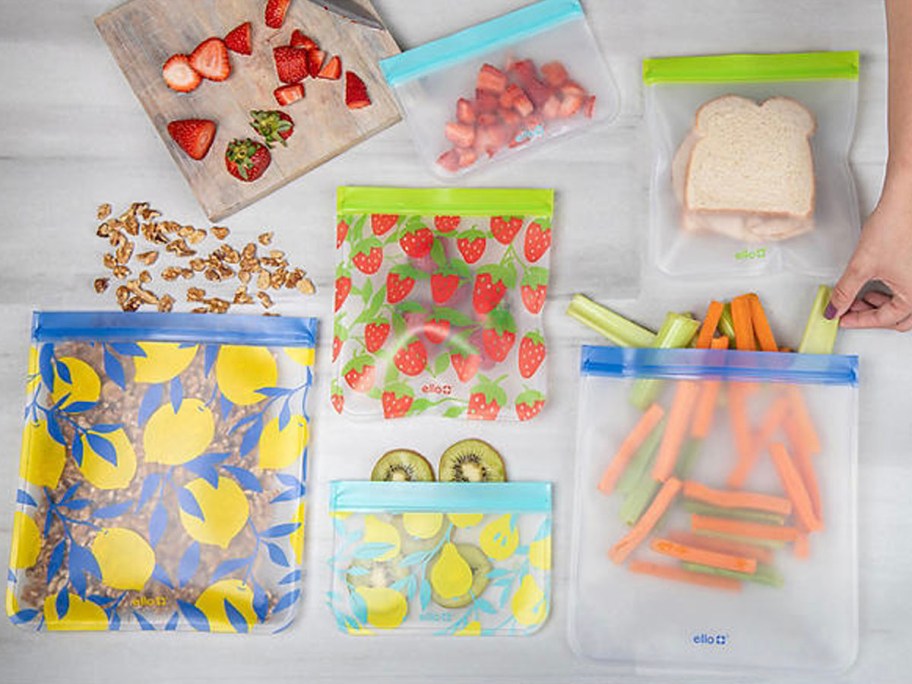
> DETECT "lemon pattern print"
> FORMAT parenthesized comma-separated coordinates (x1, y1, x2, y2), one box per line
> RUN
(9, 318, 316, 633)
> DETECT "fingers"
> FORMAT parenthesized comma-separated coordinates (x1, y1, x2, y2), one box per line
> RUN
(839, 294, 912, 329)
(827, 257, 873, 319)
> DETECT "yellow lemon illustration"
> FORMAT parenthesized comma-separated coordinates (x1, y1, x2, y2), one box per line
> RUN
(290, 502, 306, 565)
(257, 416, 308, 470)
(402, 512, 443, 540)
(19, 420, 66, 488)
(90, 527, 155, 591)
(26, 346, 40, 393)
(356, 587, 407, 629)
(429, 542, 473, 600)
(10, 512, 42, 570)
(361, 516, 400, 561)
(50, 357, 101, 410)
(529, 535, 552, 571)
(479, 514, 519, 561)
(456, 620, 482, 636)
(448, 513, 484, 528)
(284, 347, 315, 367)
(7, 586, 19, 617)
(179, 477, 249, 549)
(132, 342, 198, 384)
(215, 345, 278, 406)
(143, 398, 214, 465)
(77, 428, 137, 490)
(511, 575, 547, 627)
(43, 592, 108, 631)
(195, 579, 257, 633)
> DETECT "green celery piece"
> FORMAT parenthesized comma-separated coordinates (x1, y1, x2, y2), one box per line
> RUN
(673, 438, 703, 479)
(567, 294, 657, 347)
(693, 530, 786, 550)
(682, 562, 785, 588)
(799, 285, 839, 354)
(718, 303, 736, 340)
(630, 313, 701, 410)
(619, 473, 661, 526)
(682, 500, 787, 525)
(617, 418, 666, 495)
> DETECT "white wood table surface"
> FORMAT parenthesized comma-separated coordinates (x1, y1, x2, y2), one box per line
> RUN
(0, 1, 908, 682)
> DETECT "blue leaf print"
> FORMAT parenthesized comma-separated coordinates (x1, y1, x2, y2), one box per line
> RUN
(275, 473, 301, 488)
(486, 568, 509, 580)
(279, 570, 301, 586)
(252, 582, 268, 623)
(46, 416, 66, 446)
(8, 569, 16, 583)
(16, 489, 37, 507)
(254, 387, 289, 398)
(152, 564, 173, 589)
(273, 589, 300, 614)
(223, 466, 263, 493)
(204, 345, 218, 376)
(401, 551, 428, 567)
(534, 517, 552, 541)
(406, 574, 418, 601)
(71, 435, 84, 466)
(186, 452, 230, 468)
(390, 578, 410, 593)
(93, 500, 134, 519)
(70, 543, 102, 580)
(192, 466, 219, 489)
(138, 384, 164, 427)
(90, 423, 122, 434)
(47, 540, 66, 584)
(55, 589, 70, 619)
(270, 489, 300, 504)
(211, 557, 250, 582)
(266, 543, 290, 567)
(64, 401, 98, 414)
(87, 595, 117, 606)
(240, 417, 263, 457)
(420, 579, 432, 611)
(164, 611, 179, 631)
(219, 393, 233, 419)
(137, 473, 162, 512)
(110, 342, 147, 357)
(150, 501, 168, 547)
(178, 542, 200, 588)
(109, 611, 122, 631)
(345, 566, 369, 577)
(103, 349, 126, 390)
(279, 401, 291, 431)
(353, 543, 395, 561)
(228, 412, 261, 436)
(59, 483, 81, 504)
(134, 611, 156, 631)
(62, 499, 91, 511)
(9, 609, 39, 625)
(86, 433, 117, 466)
(38, 344, 55, 391)
(55, 359, 72, 384)
(178, 600, 210, 632)
(177, 488, 205, 521)
(474, 597, 497, 614)
(224, 599, 249, 633)
(261, 522, 300, 538)
(170, 377, 183, 413)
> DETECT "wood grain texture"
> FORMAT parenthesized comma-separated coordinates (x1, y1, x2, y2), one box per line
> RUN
(96, 0, 402, 221)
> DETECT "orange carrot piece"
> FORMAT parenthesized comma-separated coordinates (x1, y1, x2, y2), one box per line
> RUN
(652, 382, 700, 482)
(784, 415, 823, 523)
(691, 513, 800, 543)
(696, 301, 724, 349)
(682, 481, 792, 517)
(794, 533, 810, 559)
(666, 529, 774, 565)
(786, 386, 821, 455)
(598, 403, 665, 495)
(726, 383, 754, 487)
(711, 336, 730, 350)
(691, 381, 721, 439)
(769, 442, 822, 533)
(731, 295, 756, 351)
(609, 477, 683, 564)
(727, 393, 789, 489)
(747, 293, 778, 352)
(651, 538, 758, 574)
(628, 560, 742, 592)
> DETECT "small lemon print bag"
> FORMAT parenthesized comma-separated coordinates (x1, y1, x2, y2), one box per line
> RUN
(7, 312, 317, 633)
(327, 481, 552, 636)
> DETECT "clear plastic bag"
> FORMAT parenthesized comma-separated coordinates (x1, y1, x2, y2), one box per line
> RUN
(327, 481, 552, 636)
(570, 346, 858, 674)
(380, 0, 619, 178)
(333, 187, 553, 422)
(644, 52, 860, 278)
(8, 312, 317, 633)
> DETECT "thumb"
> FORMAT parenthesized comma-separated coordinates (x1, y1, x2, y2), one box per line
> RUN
(827, 255, 872, 319)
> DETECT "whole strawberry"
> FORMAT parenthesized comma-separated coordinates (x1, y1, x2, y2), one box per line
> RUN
(334, 266, 352, 312)
(434, 216, 461, 233)
(482, 308, 516, 362)
(518, 331, 546, 378)
(330, 381, 345, 414)
(382, 384, 414, 419)
(386, 266, 420, 304)
(473, 263, 515, 316)
(343, 355, 376, 393)
(490, 216, 524, 245)
(520, 266, 549, 315)
(515, 388, 546, 421)
(249, 110, 294, 148)
(399, 222, 434, 259)
(225, 138, 271, 182)
(451, 351, 481, 383)
(371, 214, 399, 236)
(524, 219, 552, 262)
(336, 219, 349, 249)
(456, 229, 487, 264)
(467, 375, 507, 421)
(394, 339, 428, 377)
(431, 270, 460, 304)
(351, 238, 383, 275)
(332, 315, 347, 362)
(364, 318, 390, 353)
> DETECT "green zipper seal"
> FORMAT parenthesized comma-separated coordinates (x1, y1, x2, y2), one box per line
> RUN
(643, 51, 859, 85)
(337, 187, 554, 217)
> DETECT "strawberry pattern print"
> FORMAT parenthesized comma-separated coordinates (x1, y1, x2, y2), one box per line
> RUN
(333, 188, 554, 421)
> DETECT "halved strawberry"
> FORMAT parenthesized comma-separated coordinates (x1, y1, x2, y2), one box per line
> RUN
(307, 49, 325, 78)
(167, 119, 217, 160)
(274, 83, 305, 106)
(317, 55, 342, 80)
(541, 61, 569, 87)
(445, 122, 475, 149)
(190, 38, 231, 82)
(274, 46, 309, 84)
(249, 110, 294, 148)
(224, 22, 253, 55)
(225, 139, 271, 182)
(162, 54, 201, 93)
(345, 71, 371, 109)
(476, 63, 507, 94)
(265, 0, 292, 29)
(290, 30, 318, 49)
(456, 98, 476, 125)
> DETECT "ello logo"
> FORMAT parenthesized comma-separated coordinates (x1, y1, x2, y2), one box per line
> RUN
(692, 632, 728, 646)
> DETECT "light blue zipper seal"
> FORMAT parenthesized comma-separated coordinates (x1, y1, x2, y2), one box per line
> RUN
(380, 0, 584, 87)
(330, 481, 552, 513)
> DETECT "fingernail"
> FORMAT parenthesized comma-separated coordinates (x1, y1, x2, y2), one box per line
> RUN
(824, 303, 837, 320)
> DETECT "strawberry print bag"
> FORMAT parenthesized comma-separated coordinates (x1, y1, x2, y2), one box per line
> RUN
(332, 187, 553, 422)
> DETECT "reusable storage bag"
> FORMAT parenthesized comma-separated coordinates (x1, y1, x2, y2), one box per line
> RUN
(379, 0, 619, 178)
(8, 312, 317, 632)
(333, 187, 553, 422)
(327, 481, 552, 636)
(644, 52, 860, 279)
(570, 346, 858, 674)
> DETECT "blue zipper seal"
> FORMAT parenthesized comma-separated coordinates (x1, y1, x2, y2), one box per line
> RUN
(380, 0, 584, 87)
(330, 481, 552, 513)
(580, 346, 858, 386)
(31, 312, 318, 347)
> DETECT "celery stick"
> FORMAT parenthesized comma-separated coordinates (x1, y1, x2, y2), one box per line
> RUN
(718, 303, 736, 340)
(619, 473, 661, 526)
(693, 530, 786, 550)
(682, 562, 785, 588)
(567, 294, 657, 347)
(682, 500, 787, 525)
(673, 438, 703, 479)
(798, 285, 839, 354)
(630, 313, 701, 410)
(617, 418, 666, 495)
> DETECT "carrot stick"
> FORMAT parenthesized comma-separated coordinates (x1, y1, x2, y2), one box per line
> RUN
(628, 560, 742, 592)
(609, 477, 682, 564)
(784, 415, 823, 523)
(794, 533, 810, 559)
(711, 336, 730, 350)
(726, 383, 754, 487)
(683, 500, 786, 525)
(691, 514, 800, 543)
(727, 393, 789, 489)
(598, 403, 665, 495)
(651, 538, 758, 574)
(683, 481, 792, 517)
(786, 386, 821, 455)
(731, 295, 756, 351)
(769, 442, 822, 533)
(747, 294, 778, 352)
(666, 529, 775, 565)
(682, 561, 784, 588)
(652, 382, 700, 482)
(696, 300, 724, 349)
(691, 382, 721, 440)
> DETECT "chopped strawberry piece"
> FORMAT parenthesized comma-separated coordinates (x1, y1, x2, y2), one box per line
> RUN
(345, 71, 371, 109)
(476, 63, 507, 93)
(561, 81, 587, 98)
(476, 113, 498, 128)
(290, 30, 318, 49)
(317, 55, 342, 80)
(507, 59, 540, 88)
(477, 124, 509, 157)
(273, 46, 309, 83)
(475, 91, 499, 114)
(456, 148, 477, 168)
(513, 90, 534, 117)
(167, 119, 217, 160)
(224, 22, 253, 55)
(524, 78, 552, 108)
(584, 95, 597, 119)
(500, 108, 521, 127)
(437, 149, 460, 173)
(499, 84, 522, 109)
(308, 49, 325, 78)
(456, 98, 476, 124)
(265, 0, 292, 29)
(190, 38, 231, 82)
(445, 122, 475, 148)
(558, 94, 584, 118)
(541, 61, 569, 87)
(274, 83, 305, 106)
(541, 95, 561, 119)
(162, 54, 201, 93)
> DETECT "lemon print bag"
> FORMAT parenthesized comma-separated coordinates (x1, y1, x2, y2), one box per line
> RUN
(327, 481, 552, 636)
(7, 312, 316, 632)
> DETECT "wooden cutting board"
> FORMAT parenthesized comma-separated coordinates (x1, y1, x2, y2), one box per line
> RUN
(97, 0, 401, 221)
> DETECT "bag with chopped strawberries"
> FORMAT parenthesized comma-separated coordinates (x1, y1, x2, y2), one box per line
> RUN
(379, 0, 618, 178)
(332, 187, 554, 422)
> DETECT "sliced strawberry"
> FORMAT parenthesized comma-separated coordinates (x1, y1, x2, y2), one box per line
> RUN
(224, 22, 253, 55)
(308, 49, 325, 78)
(437, 149, 460, 173)
(445, 122, 475, 148)
(500, 108, 522, 129)
(290, 30, 318, 49)
(477, 123, 509, 157)
(475, 91, 499, 114)
(525, 79, 553, 109)
(274, 46, 309, 84)
(162, 54, 201, 93)
(541, 61, 569, 87)
(499, 84, 522, 109)
(274, 83, 305, 106)
(456, 98, 476, 125)
(541, 95, 561, 120)
(561, 81, 587, 98)
(317, 55, 342, 80)
(584, 95, 597, 119)
(190, 38, 231, 82)
(507, 58, 540, 88)
(559, 94, 584, 118)
(167, 119, 217, 160)
(513, 90, 534, 117)
(225, 139, 271, 182)
(476, 63, 507, 94)
(265, 0, 292, 29)
(345, 71, 371, 109)
(249, 110, 294, 148)
(456, 148, 477, 168)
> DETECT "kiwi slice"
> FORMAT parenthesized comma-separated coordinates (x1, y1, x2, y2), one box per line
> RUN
(438, 439, 506, 482)
(371, 449, 435, 482)
(346, 558, 409, 589)
(428, 543, 492, 609)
